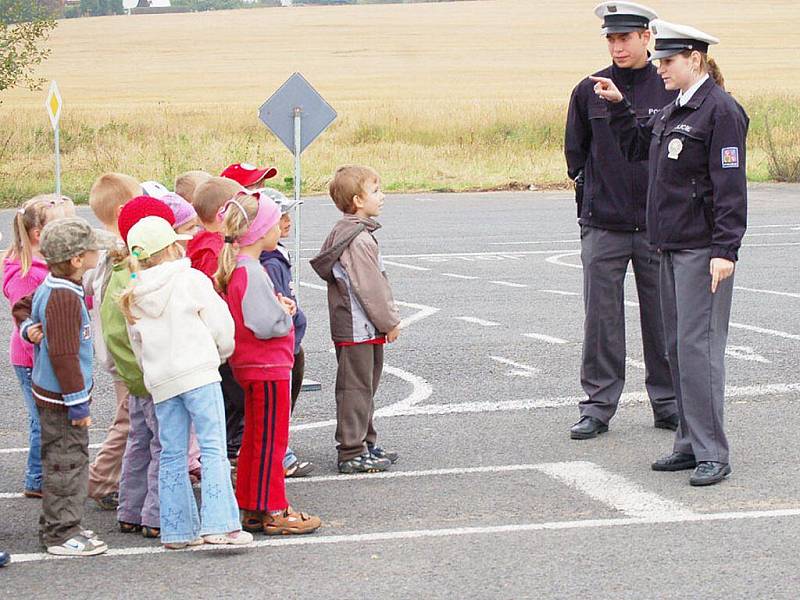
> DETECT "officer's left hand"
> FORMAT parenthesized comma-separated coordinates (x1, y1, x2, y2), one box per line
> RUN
(710, 258, 735, 293)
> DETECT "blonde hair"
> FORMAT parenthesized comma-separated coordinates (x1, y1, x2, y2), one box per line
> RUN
(192, 177, 243, 224)
(7, 194, 75, 276)
(213, 193, 259, 294)
(174, 170, 212, 204)
(329, 165, 379, 214)
(118, 242, 185, 324)
(89, 173, 142, 226)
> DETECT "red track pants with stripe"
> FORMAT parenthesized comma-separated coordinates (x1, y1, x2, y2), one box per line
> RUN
(235, 379, 290, 513)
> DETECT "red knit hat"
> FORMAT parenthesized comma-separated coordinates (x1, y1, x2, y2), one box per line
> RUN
(118, 195, 176, 243)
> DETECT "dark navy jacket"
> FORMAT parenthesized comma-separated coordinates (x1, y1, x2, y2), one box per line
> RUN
(565, 62, 677, 231)
(260, 244, 307, 354)
(609, 77, 749, 261)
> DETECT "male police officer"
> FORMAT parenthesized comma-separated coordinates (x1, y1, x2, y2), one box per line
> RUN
(565, 2, 677, 439)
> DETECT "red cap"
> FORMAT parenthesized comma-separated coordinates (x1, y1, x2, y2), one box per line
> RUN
(118, 195, 176, 243)
(220, 163, 278, 187)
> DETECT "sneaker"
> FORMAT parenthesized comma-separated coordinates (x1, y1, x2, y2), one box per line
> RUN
(285, 458, 315, 478)
(119, 521, 143, 534)
(47, 534, 108, 557)
(164, 538, 204, 550)
(23, 489, 42, 499)
(263, 507, 321, 535)
(338, 453, 391, 474)
(0, 551, 10, 567)
(93, 492, 119, 511)
(202, 530, 253, 546)
(241, 511, 264, 533)
(369, 446, 399, 464)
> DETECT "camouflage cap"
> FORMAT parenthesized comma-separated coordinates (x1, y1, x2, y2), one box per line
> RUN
(40, 217, 113, 264)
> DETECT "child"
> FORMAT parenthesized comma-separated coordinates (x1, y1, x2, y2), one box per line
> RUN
(3, 194, 75, 498)
(160, 192, 200, 242)
(258, 188, 313, 478)
(19, 217, 110, 556)
(174, 170, 211, 205)
(216, 192, 321, 535)
(187, 176, 248, 466)
(108, 196, 177, 539)
(310, 166, 401, 474)
(220, 163, 277, 190)
(119, 216, 251, 549)
(85, 172, 142, 510)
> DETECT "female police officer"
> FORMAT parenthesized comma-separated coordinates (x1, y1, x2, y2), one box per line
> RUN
(590, 19, 749, 486)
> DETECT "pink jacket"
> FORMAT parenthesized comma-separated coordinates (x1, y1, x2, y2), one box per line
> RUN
(3, 256, 49, 367)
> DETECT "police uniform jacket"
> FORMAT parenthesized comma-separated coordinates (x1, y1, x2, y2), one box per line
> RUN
(565, 62, 677, 231)
(609, 77, 749, 261)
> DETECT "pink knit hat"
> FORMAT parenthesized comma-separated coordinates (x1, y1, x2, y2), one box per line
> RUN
(159, 192, 198, 229)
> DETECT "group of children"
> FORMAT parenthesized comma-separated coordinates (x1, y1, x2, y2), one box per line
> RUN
(1, 162, 401, 558)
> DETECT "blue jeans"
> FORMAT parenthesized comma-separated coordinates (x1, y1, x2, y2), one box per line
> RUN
(14, 366, 42, 492)
(155, 383, 240, 544)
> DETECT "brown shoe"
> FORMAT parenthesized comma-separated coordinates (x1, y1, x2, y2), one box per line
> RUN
(23, 489, 43, 499)
(263, 507, 321, 535)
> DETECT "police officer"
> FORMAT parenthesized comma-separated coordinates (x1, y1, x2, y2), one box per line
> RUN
(592, 19, 749, 486)
(565, 2, 678, 440)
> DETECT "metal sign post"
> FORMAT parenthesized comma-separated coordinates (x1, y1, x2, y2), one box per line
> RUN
(45, 81, 63, 197)
(259, 73, 337, 301)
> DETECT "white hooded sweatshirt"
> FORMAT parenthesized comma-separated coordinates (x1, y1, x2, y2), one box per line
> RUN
(126, 258, 234, 403)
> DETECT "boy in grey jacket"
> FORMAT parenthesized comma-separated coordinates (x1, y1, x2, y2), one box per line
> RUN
(311, 166, 402, 474)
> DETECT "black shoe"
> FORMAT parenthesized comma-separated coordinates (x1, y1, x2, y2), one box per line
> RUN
(689, 462, 731, 486)
(651, 452, 697, 471)
(570, 416, 608, 440)
(0, 551, 9, 567)
(338, 453, 391, 474)
(654, 413, 679, 431)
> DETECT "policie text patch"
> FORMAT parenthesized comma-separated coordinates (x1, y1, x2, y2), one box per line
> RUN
(721, 147, 740, 169)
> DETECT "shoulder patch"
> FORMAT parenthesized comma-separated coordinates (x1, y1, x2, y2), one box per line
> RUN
(721, 147, 740, 169)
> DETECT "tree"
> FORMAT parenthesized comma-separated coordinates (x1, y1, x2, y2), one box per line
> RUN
(0, 0, 57, 99)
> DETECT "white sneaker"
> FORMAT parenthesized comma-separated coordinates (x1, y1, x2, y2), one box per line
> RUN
(47, 534, 108, 557)
(163, 538, 204, 550)
(202, 530, 253, 546)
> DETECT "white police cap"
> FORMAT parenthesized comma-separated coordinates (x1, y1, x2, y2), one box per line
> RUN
(649, 19, 719, 60)
(594, 2, 658, 35)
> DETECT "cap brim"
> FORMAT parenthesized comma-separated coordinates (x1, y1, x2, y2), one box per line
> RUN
(175, 233, 193, 241)
(602, 25, 647, 34)
(649, 48, 683, 60)
(280, 200, 299, 214)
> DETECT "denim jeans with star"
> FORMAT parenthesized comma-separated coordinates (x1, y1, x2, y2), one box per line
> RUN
(155, 382, 240, 544)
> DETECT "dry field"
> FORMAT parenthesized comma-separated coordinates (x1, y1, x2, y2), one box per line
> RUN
(1, 0, 799, 202)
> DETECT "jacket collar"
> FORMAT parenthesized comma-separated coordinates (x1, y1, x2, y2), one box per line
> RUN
(681, 76, 716, 110)
(611, 59, 655, 85)
(342, 214, 382, 233)
(45, 273, 84, 297)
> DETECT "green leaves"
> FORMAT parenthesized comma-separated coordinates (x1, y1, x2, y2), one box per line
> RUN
(0, 0, 57, 98)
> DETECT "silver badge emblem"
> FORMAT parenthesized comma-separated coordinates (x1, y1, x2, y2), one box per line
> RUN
(667, 138, 683, 160)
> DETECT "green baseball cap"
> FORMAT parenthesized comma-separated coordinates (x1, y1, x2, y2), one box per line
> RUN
(40, 217, 114, 264)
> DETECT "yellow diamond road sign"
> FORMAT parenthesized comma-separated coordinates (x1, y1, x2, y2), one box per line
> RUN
(46, 81, 62, 129)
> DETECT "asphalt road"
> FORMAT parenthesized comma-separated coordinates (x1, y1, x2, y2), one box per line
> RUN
(1, 185, 799, 599)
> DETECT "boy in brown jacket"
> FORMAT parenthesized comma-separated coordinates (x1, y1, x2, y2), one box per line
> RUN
(311, 166, 401, 474)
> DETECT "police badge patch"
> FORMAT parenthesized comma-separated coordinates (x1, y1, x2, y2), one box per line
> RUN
(721, 147, 740, 169)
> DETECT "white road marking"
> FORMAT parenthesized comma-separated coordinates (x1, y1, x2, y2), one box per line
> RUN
(374, 365, 433, 417)
(0, 443, 101, 456)
(489, 356, 539, 378)
(624, 300, 640, 308)
(748, 223, 800, 229)
(626, 358, 646, 370)
(534, 461, 696, 518)
(725, 346, 770, 364)
(734, 286, 800, 299)
(745, 242, 800, 248)
(490, 280, 528, 288)
(744, 232, 800, 237)
(441, 273, 478, 280)
(396, 301, 440, 330)
(9, 508, 800, 564)
(523, 333, 569, 345)
(539, 289, 580, 297)
(544, 251, 582, 271)
(488, 239, 580, 246)
(383, 260, 431, 272)
(384, 249, 583, 260)
(730, 322, 800, 341)
(454, 317, 500, 327)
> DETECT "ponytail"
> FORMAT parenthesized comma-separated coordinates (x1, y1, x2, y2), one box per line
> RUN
(213, 193, 259, 294)
(8, 194, 72, 276)
(706, 57, 725, 90)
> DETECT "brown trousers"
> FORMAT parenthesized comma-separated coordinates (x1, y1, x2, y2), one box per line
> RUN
(88, 379, 129, 498)
(38, 407, 89, 547)
(334, 343, 383, 462)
